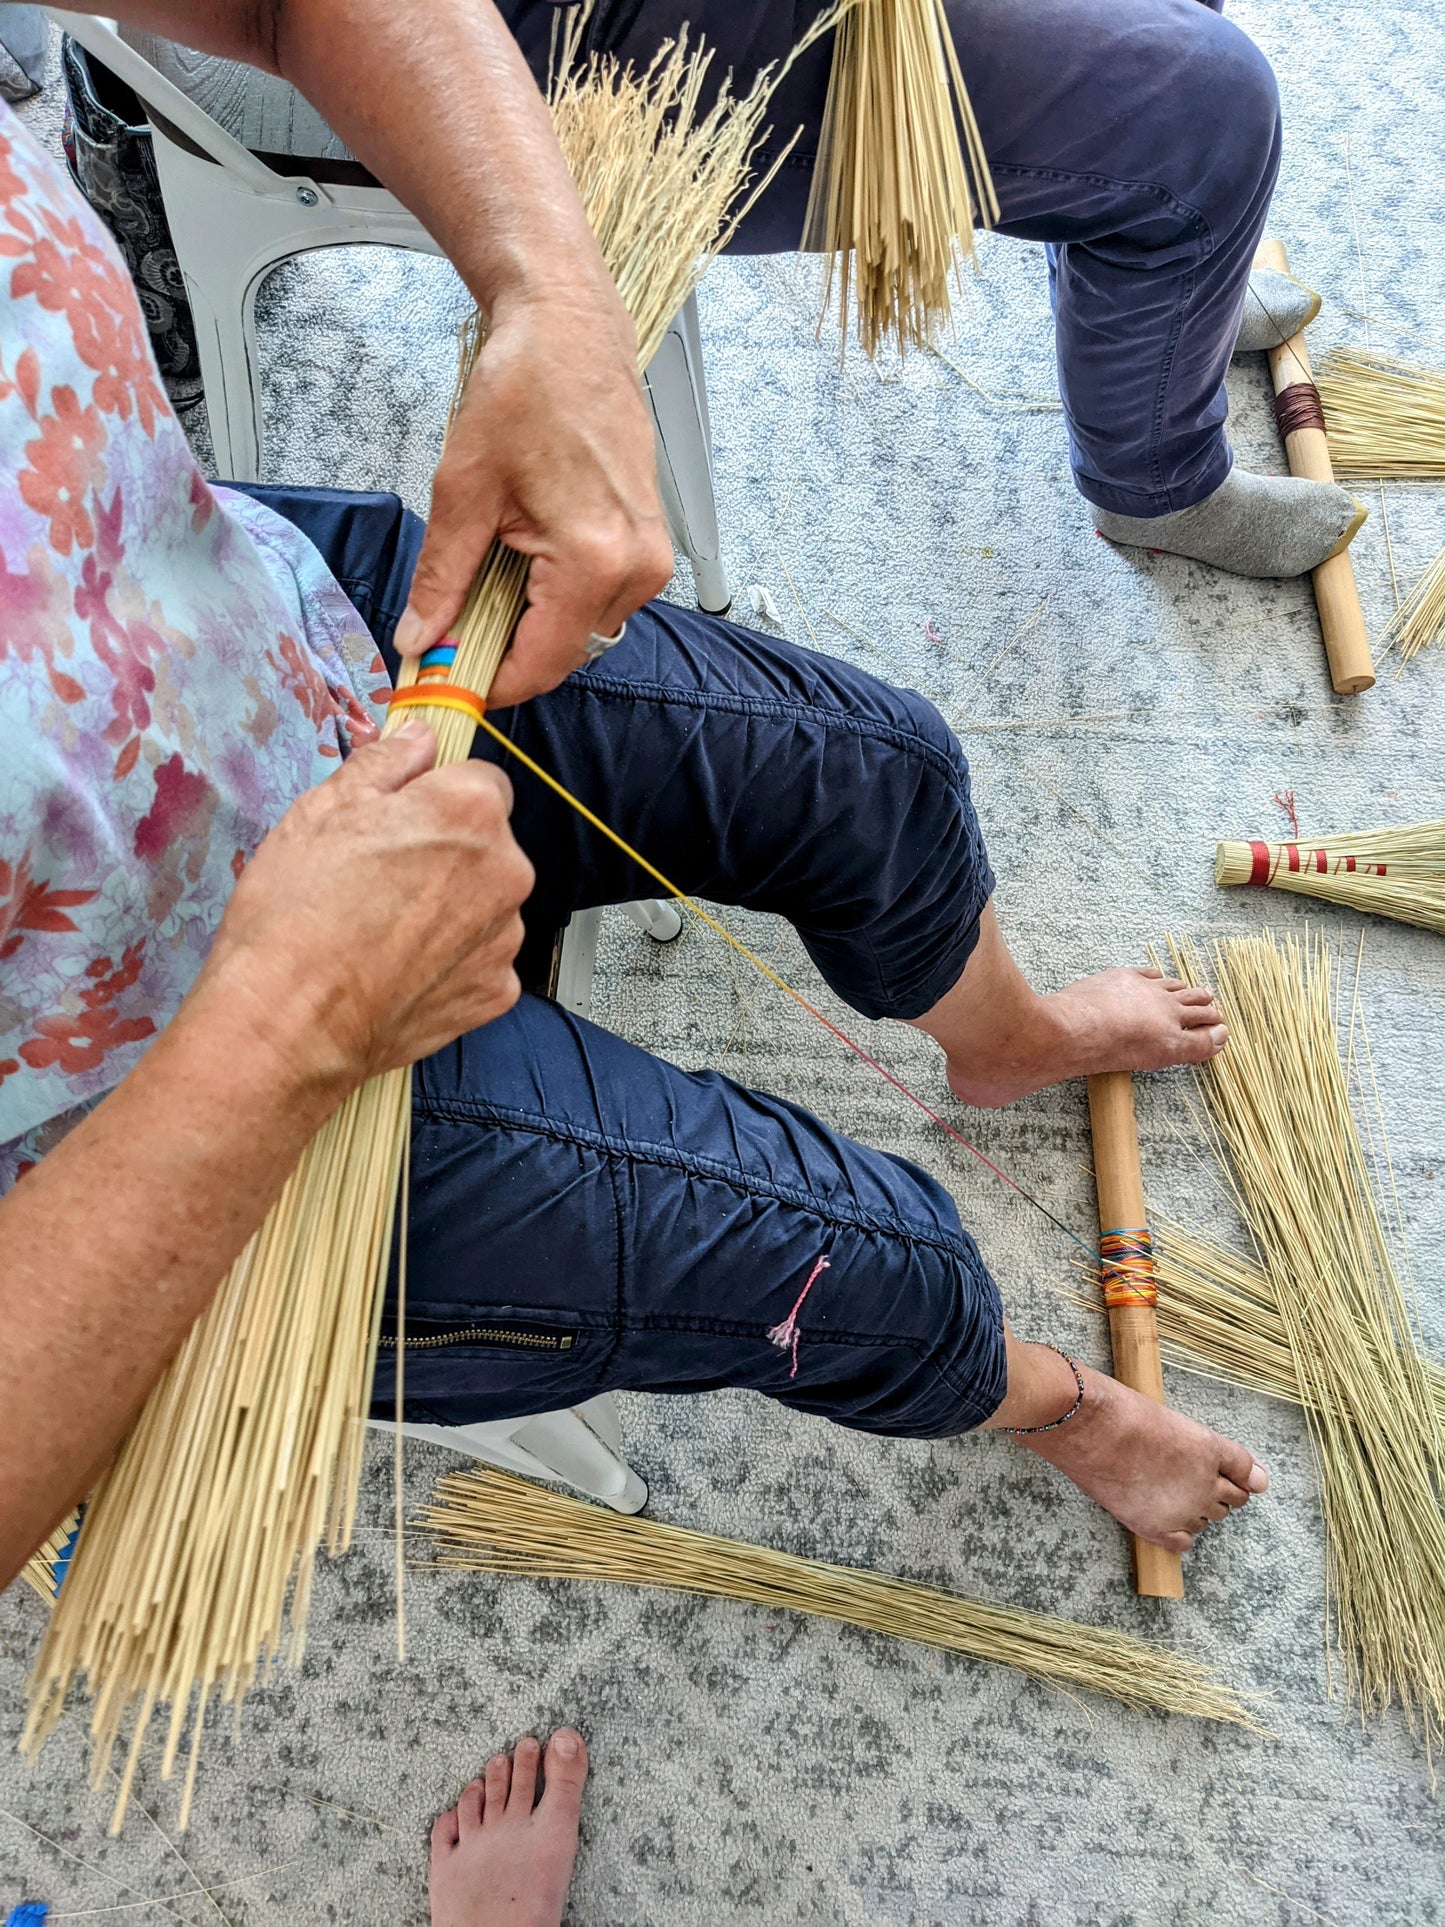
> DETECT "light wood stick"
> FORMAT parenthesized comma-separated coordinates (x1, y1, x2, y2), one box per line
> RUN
(1086, 1071, 1185, 1600)
(1253, 237, 1374, 695)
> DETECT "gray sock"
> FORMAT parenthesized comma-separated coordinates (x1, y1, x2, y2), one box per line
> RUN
(1094, 465, 1367, 579)
(1233, 267, 1322, 355)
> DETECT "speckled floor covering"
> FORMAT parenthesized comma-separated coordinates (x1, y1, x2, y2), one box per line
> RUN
(3, 4, 1444, 1921)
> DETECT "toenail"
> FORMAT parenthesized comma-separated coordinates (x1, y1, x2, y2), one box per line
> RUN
(552, 1730, 580, 1758)
(1211, 1025, 1227, 1049)
(1247, 1463, 1269, 1492)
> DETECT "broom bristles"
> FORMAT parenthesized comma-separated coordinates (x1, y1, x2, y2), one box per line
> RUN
(1317, 347, 1445, 478)
(803, 0, 997, 359)
(1384, 543, 1445, 664)
(22, 20, 799, 1828)
(419, 1465, 1264, 1730)
(1168, 929, 1445, 1744)
(1214, 822, 1445, 935)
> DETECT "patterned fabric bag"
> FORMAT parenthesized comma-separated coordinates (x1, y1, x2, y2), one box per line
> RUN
(59, 33, 202, 408)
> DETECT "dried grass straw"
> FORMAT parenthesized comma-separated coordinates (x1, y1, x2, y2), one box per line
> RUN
(22, 15, 808, 1829)
(420, 1466, 1262, 1729)
(1317, 347, 1445, 478)
(804, 0, 997, 359)
(1168, 930, 1445, 1747)
(19, 1511, 79, 1605)
(1384, 544, 1445, 663)
(1214, 822, 1445, 935)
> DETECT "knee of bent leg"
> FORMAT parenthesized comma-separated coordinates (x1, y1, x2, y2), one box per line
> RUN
(1176, 15, 1282, 216)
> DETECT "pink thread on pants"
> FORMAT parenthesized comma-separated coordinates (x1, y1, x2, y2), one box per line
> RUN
(767, 1255, 831, 1379)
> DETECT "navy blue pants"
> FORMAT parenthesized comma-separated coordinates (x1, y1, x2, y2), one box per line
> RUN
(504, 0, 1278, 515)
(236, 485, 1005, 1438)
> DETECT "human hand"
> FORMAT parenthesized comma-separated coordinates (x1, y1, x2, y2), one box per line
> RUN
(393, 282, 674, 707)
(199, 724, 535, 1089)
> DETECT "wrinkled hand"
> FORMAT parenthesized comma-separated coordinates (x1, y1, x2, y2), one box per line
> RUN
(393, 283, 674, 708)
(201, 724, 535, 1089)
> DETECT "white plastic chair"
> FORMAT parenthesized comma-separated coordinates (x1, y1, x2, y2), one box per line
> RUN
(47, 11, 733, 612)
(373, 1394, 647, 1515)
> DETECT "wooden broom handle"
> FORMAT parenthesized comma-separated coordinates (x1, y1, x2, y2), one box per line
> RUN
(1252, 238, 1374, 696)
(1086, 1071, 1185, 1600)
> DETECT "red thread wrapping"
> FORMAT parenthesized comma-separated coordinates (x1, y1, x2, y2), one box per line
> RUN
(1248, 841, 1272, 885)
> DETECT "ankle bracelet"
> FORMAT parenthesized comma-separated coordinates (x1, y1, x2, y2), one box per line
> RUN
(1005, 1347, 1086, 1436)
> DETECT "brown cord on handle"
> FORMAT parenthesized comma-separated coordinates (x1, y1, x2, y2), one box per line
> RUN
(1274, 380, 1328, 439)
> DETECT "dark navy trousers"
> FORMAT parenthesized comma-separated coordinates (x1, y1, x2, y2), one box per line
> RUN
(235, 485, 1006, 1439)
(503, 0, 1279, 516)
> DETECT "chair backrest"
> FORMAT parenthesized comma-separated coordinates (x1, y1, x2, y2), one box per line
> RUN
(43, 10, 287, 192)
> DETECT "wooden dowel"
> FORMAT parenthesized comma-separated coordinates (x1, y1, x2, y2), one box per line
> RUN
(1086, 1071, 1185, 1601)
(1253, 238, 1374, 696)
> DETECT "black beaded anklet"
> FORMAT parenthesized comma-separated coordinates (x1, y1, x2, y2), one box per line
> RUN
(1005, 1347, 1086, 1436)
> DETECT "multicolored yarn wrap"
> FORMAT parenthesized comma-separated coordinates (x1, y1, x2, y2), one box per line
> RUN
(1099, 1228, 1158, 1309)
(388, 644, 486, 728)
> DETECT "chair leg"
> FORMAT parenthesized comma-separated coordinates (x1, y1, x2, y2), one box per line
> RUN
(624, 899, 684, 942)
(181, 266, 265, 481)
(644, 290, 731, 615)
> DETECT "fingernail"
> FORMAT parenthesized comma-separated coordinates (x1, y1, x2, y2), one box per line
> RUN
(551, 1730, 580, 1758)
(1248, 1463, 1269, 1493)
(394, 609, 423, 655)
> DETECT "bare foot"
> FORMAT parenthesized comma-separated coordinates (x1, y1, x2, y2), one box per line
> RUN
(429, 1730, 588, 1927)
(944, 966, 1227, 1108)
(1016, 1363, 1268, 1552)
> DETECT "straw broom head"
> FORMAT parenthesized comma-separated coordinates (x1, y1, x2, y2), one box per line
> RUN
(21, 19, 807, 1829)
(1317, 347, 1445, 478)
(803, 0, 998, 360)
(419, 1465, 1264, 1730)
(1214, 822, 1445, 936)
(1167, 928, 1445, 1745)
(1383, 544, 1445, 665)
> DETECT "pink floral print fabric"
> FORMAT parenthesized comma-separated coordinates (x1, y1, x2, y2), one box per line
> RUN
(0, 106, 391, 1184)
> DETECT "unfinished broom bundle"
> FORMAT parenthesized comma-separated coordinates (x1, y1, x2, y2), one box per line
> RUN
(803, 0, 997, 359)
(420, 1466, 1262, 1729)
(1168, 930, 1445, 1745)
(22, 22, 801, 1830)
(1214, 822, 1445, 935)
(1385, 544, 1445, 663)
(1317, 347, 1445, 477)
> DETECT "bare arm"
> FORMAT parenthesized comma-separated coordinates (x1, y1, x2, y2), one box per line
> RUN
(103, 0, 674, 703)
(0, 726, 533, 1587)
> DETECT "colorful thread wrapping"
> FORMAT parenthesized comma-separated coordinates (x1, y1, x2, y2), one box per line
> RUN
(1098, 1228, 1158, 1309)
(767, 1255, 831, 1378)
(387, 682, 487, 726)
(1273, 380, 1327, 439)
(1245, 841, 1386, 886)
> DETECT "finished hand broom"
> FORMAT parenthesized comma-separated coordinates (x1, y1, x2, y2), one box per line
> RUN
(1215, 821, 1445, 936)
(21, 17, 811, 1829)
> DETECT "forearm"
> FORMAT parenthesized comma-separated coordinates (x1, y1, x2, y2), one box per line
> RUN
(112, 0, 622, 322)
(0, 968, 347, 1586)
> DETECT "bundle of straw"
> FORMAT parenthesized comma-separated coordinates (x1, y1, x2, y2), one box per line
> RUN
(803, 0, 997, 358)
(1317, 348, 1445, 478)
(23, 21, 800, 1829)
(1168, 930, 1445, 1743)
(1384, 545, 1445, 663)
(1214, 823, 1445, 936)
(420, 1466, 1262, 1729)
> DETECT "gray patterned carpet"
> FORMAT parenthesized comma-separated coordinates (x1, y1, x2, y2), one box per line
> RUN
(4, 5, 1445, 1922)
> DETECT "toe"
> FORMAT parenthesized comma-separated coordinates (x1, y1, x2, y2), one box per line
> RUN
(457, 1778, 485, 1838)
(540, 1729, 589, 1819)
(1218, 1476, 1251, 1509)
(1158, 1528, 1196, 1554)
(1178, 1000, 1223, 1028)
(1218, 1437, 1267, 1494)
(1179, 1023, 1227, 1063)
(508, 1735, 542, 1814)
(483, 1750, 512, 1823)
(430, 1806, 460, 1854)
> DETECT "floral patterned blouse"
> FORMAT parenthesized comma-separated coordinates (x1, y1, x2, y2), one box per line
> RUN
(0, 105, 391, 1188)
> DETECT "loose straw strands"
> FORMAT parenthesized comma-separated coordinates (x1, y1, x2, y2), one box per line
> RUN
(24, 23, 794, 1829)
(1168, 930, 1445, 1745)
(1384, 544, 1445, 663)
(1317, 348, 1445, 477)
(1214, 822, 1445, 936)
(419, 1466, 1262, 1729)
(803, 0, 998, 359)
